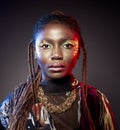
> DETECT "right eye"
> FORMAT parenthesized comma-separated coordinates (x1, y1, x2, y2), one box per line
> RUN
(40, 43, 52, 49)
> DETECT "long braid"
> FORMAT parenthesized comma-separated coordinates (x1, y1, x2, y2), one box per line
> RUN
(28, 41, 37, 104)
(81, 46, 88, 97)
(9, 41, 41, 130)
(81, 41, 96, 130)
(28, 41, 42, 130)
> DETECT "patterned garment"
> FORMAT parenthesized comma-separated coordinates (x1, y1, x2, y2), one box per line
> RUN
(0, 86, 80, 130)
(0, 94, 13, 129)
(0, 83, 116, 130)
(27, 104, 56, 130)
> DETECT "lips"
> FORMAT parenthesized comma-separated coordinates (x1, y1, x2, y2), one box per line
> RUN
(48, 64, 65, 72)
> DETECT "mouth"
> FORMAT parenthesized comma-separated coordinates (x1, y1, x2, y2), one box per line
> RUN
(48, 64, 65, 72)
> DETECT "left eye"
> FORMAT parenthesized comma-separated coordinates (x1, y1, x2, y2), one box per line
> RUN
(63, 43, 74, 49)
(42, 44, 50, 48)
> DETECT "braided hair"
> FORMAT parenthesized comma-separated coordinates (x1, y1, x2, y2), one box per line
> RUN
(9, 11, 95, 130)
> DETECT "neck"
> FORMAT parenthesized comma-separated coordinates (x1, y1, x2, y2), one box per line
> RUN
(40, 75, 74, 93)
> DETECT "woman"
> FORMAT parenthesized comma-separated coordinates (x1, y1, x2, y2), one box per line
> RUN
(0, 11, 116, 130)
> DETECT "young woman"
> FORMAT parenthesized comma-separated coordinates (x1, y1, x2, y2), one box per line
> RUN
(0, 11, 116, 130)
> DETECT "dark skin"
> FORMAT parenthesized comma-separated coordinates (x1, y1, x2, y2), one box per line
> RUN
(34, 23, 80, 81)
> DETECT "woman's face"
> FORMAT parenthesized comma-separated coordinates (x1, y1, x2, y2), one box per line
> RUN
(35, 23, 80, 81)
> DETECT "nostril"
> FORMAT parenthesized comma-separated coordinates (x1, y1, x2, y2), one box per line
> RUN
(51, 50, 63, 60)
(51, 55, 63, 60)
(51, 52, 63, 60)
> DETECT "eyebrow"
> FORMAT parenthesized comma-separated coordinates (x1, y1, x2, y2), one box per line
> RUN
(41, 38, 75, 44)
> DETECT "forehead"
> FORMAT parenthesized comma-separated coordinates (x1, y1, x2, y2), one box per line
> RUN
(36, 23, 78, 42)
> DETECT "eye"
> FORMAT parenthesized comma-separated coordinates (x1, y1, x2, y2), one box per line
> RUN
(40, 43, 52, 49)
(63, 40, 75, 49)
(63, 43, 74, 49)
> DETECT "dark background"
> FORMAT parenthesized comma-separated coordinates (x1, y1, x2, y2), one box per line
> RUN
(0, 0, 119, 129)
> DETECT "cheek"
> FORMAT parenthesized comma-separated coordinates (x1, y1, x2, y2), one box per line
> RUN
(35, 50, 50, 67)
(65, 50, 79, 66)
(36, 47, 51, 59)
(67, 48, 79, 59)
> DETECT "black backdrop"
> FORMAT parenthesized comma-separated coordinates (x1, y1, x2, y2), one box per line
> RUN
(0, 0, 119, 129)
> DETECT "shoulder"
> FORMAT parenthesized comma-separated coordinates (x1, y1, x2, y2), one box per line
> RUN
(86, 84, 116, 129)
(86, 84, 111, 107)
(0, 93, 13, 129)
(0, 81, 28, 129)
(84, 84, 110, 109)
(13, 82, 28, 96)
(79, 82, 101, 99)
(0, 92, 14, 113)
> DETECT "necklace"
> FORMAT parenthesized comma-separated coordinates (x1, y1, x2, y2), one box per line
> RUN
(37, 78, 79, 113)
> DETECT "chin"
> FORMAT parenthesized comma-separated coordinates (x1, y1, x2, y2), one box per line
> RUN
(48, 72, 68, 79)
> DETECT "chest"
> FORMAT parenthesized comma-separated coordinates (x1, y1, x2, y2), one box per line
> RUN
(27, 90, 80, 130)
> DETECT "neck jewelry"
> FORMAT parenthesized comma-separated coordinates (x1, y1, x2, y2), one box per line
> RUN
(37, 78, 79, 113)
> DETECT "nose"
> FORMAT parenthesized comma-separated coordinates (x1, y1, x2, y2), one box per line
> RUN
(51, 46, 63, 60)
